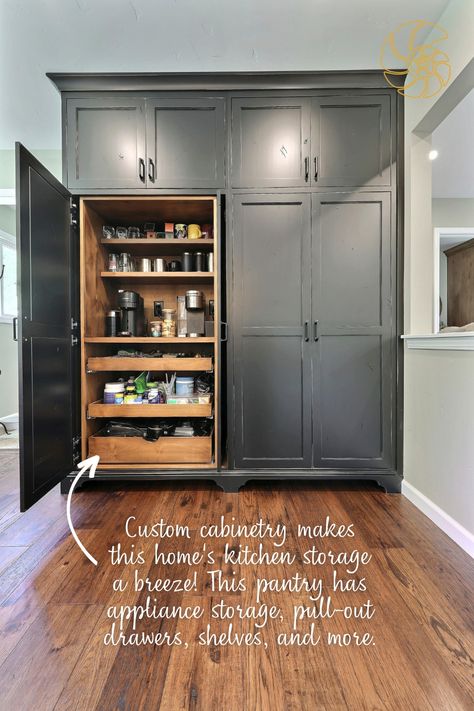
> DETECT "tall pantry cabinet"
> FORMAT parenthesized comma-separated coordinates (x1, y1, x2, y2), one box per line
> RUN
(15, 72, 403, 511)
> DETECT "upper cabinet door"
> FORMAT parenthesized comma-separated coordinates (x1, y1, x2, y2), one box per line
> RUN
(65, 97, 146, 189)
(231, 98, 310, 188)
(16, 144, 76, 511)
(146, 98, 225, 189)
(311, 95, 391, 187)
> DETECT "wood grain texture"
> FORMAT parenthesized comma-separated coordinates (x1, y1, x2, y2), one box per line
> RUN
(446, 239, 474, 326)
(0, 453, 472, 711)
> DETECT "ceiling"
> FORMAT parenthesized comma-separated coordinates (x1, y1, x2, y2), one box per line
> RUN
(432, 89, 474, 199)
(0, 0, 450, 150)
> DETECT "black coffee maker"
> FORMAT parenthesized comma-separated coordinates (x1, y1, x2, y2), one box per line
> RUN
(117, 290, 145, 336)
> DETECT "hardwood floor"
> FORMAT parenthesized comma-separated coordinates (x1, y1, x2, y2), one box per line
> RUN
(0, 450, 472, 710)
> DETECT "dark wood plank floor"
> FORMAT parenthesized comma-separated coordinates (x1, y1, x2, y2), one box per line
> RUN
(0, 450, 472, 710)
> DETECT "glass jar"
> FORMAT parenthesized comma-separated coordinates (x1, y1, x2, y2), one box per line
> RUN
(161, 308, 176, 337)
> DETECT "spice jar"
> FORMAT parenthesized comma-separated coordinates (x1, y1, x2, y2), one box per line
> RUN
(161, 308, 176, 337)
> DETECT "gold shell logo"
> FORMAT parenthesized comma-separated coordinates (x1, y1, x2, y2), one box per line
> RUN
(381, 20, 451, 98)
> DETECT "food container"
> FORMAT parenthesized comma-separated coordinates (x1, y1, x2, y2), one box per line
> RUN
(116, 226, 128, 239)
(186, 290, 203, 310)
(153, 258, 167, 272)
(207, 252, 214, 273)
(175, 376, 194, 395)
(128, 226, 141, 239)
(136, 257, 152, 272)
(161, 308, 176, 337)
(195, 252, 204, 272)
(104, 381, 125, 403)
(150, 320, 162, 337)
(168, 259, 182, 272)
(105, 309, 121, 337)
(182, 252, 194, 272)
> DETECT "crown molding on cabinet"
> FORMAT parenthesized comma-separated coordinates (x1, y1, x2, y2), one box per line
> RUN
(47, 70, 404, 93)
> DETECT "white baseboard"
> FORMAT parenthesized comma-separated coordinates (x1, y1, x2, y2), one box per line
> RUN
(0, 413, 18, 432)
(402, 481, 474, 558)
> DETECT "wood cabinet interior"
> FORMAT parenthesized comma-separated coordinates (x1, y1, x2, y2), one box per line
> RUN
(80, 196, 219, 470)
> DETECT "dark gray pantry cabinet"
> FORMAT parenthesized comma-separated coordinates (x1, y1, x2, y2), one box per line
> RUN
(16, 72, 403, 511)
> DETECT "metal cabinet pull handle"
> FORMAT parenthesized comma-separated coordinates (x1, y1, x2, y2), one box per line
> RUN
(314, 156, 319, 182)
(304, 321, 309, 342)
(304, 157, 309, 183)
(314, 320, 319, 341)
(12, 316, 18, 342)
(148, 158, 155, 182)
(139, 158, 146, 182)
(220, 321, 228, 343)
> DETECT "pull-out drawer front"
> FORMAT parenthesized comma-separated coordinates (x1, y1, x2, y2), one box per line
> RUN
(89, 435, 212, 464)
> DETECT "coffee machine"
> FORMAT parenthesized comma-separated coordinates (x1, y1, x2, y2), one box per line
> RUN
(117, 290, 145, 336)
(185, 290, 205, 337)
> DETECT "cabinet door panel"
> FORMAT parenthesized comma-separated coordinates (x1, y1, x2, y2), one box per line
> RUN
(311, 96, 391, 187)
(312, 193, 395, 470)
(232, 195, 312, 468)
(231, 98, 310, 188)
(16, 144, 75, 511)
(66, 98, 146, 189)
(146, 98, 225, 188)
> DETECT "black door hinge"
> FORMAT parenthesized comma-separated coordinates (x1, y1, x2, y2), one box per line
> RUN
(72, 435, 81, 465)
(70, 198, 79, 228)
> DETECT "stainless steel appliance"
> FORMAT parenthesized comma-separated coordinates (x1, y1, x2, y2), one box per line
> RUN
(117, 290, 145, 336)
(185, 290, 205, 337)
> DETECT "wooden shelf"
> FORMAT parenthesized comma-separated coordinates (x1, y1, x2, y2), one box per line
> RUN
(101, 238, 214, 256)
(101, 271, 213, 284)
(84, 337, 215, 344)
(87, 356, 213, 372)
(88, 400, 212, 418)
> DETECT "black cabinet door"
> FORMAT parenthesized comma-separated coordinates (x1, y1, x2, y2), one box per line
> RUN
(146, 98, 225, 188)
(65, 97, 146, 189)
(311, 193, 395, 470)
(232, 194, 312, 469)
(311, 95, 391, 187)
(231, 98, 310, 188)
(16, 144, 77, 510)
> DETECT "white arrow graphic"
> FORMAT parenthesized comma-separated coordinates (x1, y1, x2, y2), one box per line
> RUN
(66, 455, 100, 566)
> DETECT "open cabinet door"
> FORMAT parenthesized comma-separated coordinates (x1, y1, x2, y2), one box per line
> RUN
(16, 143, 77, 511)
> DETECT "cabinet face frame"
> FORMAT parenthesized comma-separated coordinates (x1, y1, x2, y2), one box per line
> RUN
(79, 195, 219, 470)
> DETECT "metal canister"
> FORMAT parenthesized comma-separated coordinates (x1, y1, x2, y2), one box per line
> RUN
(153, 258, 167, 272)
(207, 252, 214, 273)
(185, 290, 203, 310)
(136, 257, 152, 272)
(195, 252, 204, 272)
(105, 310, 121, 337)
(183, 252, 194, 272)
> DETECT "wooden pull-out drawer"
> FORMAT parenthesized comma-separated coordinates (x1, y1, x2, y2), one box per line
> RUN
(89, 435, 212, 464)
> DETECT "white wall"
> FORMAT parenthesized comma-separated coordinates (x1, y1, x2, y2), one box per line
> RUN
(432, 198, 474, 227)
(404, 0, 474, 536)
